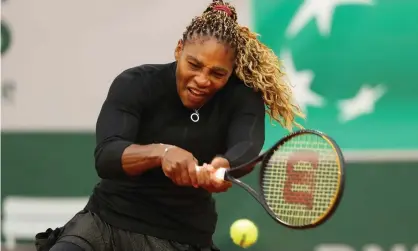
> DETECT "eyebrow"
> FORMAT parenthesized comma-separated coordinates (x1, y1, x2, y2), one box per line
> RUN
(186, 55, 229, 74)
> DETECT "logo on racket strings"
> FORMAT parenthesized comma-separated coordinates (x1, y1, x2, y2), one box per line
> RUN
(283, 150, 319, 210)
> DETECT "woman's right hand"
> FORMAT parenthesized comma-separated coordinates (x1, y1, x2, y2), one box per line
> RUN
(161, 145, 211, 188)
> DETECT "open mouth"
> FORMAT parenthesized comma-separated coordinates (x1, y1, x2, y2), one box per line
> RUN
(188, 88, 206, 96)
(187, 88, 207, 104)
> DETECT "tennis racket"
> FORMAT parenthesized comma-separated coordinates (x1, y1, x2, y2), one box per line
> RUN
(196, 129, 345, 229)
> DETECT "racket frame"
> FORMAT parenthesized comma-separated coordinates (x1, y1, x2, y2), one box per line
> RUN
(222, 129, 346, 229)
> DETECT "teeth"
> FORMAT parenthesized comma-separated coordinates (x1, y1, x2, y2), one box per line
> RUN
(190, 89, 204, 96)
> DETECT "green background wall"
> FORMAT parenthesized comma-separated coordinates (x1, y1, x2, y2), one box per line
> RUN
(2, 0, 418, 250)
(2, 133, 417, 250)
(255, 0, 418, 150)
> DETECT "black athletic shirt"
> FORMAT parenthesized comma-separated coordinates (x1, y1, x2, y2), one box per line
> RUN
(85, 62, 265, 246)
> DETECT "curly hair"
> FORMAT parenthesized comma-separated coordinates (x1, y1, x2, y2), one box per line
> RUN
(182, 0, 305, 130)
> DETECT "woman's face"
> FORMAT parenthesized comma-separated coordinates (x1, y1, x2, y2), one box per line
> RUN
(175, 36, 235, 109)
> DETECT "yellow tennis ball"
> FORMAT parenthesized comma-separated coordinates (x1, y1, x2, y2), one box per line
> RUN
(230, 219, 258, 248)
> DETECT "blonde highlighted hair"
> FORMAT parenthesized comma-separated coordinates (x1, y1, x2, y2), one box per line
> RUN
(183, 0, 305, 130)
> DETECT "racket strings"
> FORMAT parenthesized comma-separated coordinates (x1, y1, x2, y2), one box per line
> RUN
(261, 134, 340, 226)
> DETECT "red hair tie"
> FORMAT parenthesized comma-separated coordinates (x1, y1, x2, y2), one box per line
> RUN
(213, 5, 232, 16)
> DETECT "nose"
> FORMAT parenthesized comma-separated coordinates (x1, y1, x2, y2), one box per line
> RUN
(194, 73, 211, 88)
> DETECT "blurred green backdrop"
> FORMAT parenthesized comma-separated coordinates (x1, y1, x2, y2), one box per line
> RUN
(2, 0, 418, 250)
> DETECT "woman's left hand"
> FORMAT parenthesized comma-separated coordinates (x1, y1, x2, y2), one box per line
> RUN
(200, 157, 232, 193)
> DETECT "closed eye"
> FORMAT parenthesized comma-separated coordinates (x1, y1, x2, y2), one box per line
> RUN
(212, 71, 226, 79)
(188, 62, 200, 70)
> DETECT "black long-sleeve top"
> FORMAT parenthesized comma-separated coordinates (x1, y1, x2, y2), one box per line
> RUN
(85, 62, 265, 246)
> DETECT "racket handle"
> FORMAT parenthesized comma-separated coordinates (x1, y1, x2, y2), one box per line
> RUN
(195, 165, 227, 181)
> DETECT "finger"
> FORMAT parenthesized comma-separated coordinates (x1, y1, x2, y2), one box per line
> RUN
(180, 166, 191, 186)
(195, 163, 208, 188)
(162, 164, 172, 177)
(210, 157, 230, 169)
(196, 164, 205, 187)
(195, 165, 203, 188)
(211, 174, 225, 188)
(169, 168, 181, 185)
(173, 163, 186, 186)
(200, 164, 212, 187)
(188, 160, 198, 187)
(175, 168, 188, 186)
(222, 181, 232, 191)
(175, 176, 185, 186)
(202, 170, 211, 188)
(223, 182, 233, 191)
(203, 164, 214, 187)
(196, 164, 209, 188)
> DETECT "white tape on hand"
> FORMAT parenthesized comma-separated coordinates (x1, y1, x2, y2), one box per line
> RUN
(195, 165, 226, 181)
(214, 168, 226, 180)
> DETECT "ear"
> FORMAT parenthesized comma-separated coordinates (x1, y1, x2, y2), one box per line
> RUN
(174, 39, 183, 60)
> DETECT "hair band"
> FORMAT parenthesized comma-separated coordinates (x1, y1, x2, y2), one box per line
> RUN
(213, 5, 232, 16)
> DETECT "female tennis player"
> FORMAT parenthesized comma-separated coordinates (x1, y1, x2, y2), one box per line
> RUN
(37, 1, 303, 250)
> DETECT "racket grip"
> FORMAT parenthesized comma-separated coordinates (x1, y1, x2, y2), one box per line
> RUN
(195, 165, 226, 181)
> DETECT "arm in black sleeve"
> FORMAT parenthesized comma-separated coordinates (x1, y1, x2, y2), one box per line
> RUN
(94, 69, 163, 179)
(222, 85, 266, 167)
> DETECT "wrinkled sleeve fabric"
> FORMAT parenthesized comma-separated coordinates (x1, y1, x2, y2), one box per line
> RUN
(222, 84, 266, 167)
(94, 69, 145, 179)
